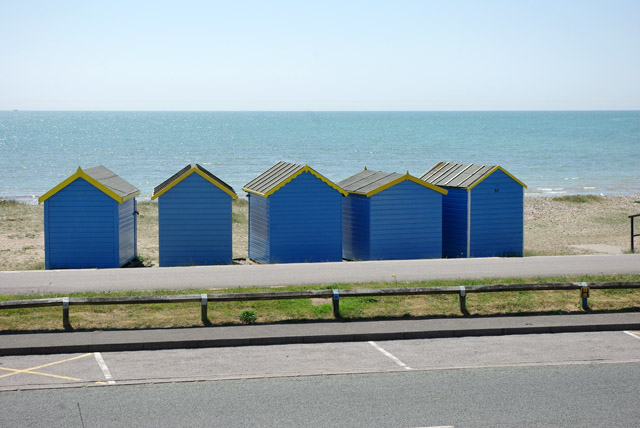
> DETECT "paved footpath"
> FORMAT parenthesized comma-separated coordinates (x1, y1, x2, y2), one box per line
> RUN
(1, 254, 639, 295)
(2, 312, 639, 356)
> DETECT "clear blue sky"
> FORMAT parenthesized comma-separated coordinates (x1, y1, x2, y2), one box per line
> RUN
(1, 0, 639, 111)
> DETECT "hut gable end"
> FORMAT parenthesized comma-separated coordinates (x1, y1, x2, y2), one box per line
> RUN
(245, 162, 343, 264)
(340, 170, 444, 261)
(268, 172, 342, 261)
(41, 166, 139, 269)
(155, 166, 235, 266)
(469, 169, 524, 257)
(368, 180, 443, 259)
(44, 178, 119, 269)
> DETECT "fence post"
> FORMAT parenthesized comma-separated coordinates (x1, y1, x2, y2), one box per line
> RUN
(580, 282, 590, 311)
(332, 289, 341, 319)
(201, 294, 208, 324)
(631, 215, 637, 253)
(459, 286, 468, 315)
(62, 297, 71, 330)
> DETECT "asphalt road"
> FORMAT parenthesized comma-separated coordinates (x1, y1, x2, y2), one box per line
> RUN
(1, 254, 639, 295)
(1, 331, 639, 427)
(1, 362, 638, 427)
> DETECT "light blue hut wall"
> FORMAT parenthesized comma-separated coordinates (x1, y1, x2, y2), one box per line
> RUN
(342, 194, 370, 260)
(469, 169, 523, 257)
(269, 171, 342, 263)
(158, 173, 232, 266)
(369, 180, 442, 260)
(44, 178, 119, 269)
(118, 198, 137, 266)
(441, 187, 468, 258)
(247, 193, 270, 264)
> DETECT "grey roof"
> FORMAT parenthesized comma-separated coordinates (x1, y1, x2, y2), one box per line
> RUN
(242, 161, 305, 195)
(84, 165, 139, 199)
(338, 169, 404, 194)
(152, 164, 235, 197)
(420, 162, 497, 189)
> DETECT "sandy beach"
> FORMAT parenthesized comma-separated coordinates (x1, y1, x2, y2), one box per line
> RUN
(0, 195, 638, 271)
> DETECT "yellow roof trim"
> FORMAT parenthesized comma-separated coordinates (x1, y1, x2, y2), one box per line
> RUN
(152, 168, 238, 200)
(242, 165, 347, 198)
(349, 172, 448, 197)
(38, 167, 140, 204)
(466, 166, 527, 192)
(120, 192, 140, 203)
(241, 188, 267, 197)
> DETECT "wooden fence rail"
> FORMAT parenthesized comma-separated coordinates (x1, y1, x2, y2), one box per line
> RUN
(1, 281, 639, 329)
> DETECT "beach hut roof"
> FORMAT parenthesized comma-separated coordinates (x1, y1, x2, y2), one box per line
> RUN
(38, 165, 140, 204)
(242, 161, 346, 197)
(420, 162, 526, 191)
(338, 169, 447, 197)
(151, 163, 238, 200)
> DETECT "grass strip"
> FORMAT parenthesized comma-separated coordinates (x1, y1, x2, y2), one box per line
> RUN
(1, 274, 639, 332)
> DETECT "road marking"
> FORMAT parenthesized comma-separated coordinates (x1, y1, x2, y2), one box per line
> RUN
(94, 352, 115, 385)
(623, 331, 640, 340)
(0, 367, 82, 381)
(0, 353, 91, 381)
(413, 426, 454, 428)
(368, 341, 412, 370)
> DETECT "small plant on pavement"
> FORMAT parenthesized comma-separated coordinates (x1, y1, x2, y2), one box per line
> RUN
(240, 309, 257, 324)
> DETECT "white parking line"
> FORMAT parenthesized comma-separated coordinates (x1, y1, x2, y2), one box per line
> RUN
(413, 426, 454, 428)
(94, 352, 115, 385)
(623, 331, 640, 340)
(368, 341, 412, 370)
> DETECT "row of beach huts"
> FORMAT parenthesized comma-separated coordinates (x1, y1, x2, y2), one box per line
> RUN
(38, 161, 526, 269)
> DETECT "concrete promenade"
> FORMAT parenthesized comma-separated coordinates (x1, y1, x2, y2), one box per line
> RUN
(1, 254, 639, 296)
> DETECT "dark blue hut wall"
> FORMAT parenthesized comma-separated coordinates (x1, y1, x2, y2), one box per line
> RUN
(158, 173, 232, 266)
(269, 171, 342, 263)
(118, 198, 136, 266)
(442, 187, 469, 258)
(469, 169, 523, 257)
(248, 193, 270, 264)
(342, 193, 370, 260)
(44, 178, 118, 269)
(369, 180, 442, 260)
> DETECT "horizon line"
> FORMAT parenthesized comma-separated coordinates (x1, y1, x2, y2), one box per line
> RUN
(2, 108, 640, 113)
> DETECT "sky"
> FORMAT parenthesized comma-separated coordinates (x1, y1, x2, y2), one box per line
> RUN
(1, 0, 639, 111)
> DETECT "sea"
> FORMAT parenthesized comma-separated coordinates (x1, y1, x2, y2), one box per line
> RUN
(0, 111, 638, 203)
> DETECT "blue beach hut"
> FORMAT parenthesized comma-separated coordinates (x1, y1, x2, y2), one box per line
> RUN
(242, 161, 346, 264)
(421, 162, 526, 258)
(39, 166, 140, 270)
(339, 169, 448, 261)
(151, 164, 238, 267)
